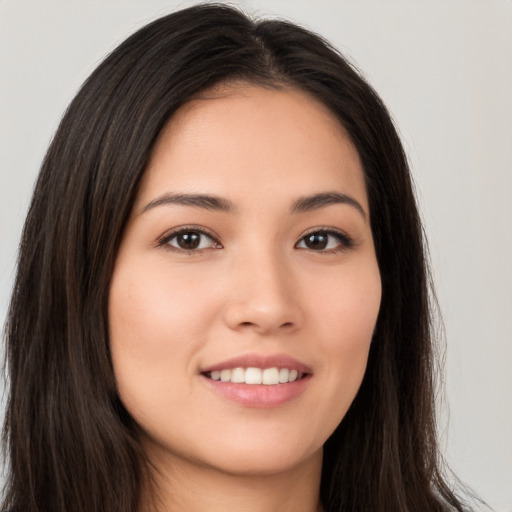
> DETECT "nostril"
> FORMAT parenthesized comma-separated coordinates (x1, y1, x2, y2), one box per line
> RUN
(239, 321, 294, 330)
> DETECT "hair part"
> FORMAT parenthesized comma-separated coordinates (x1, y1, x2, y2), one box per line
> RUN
(2, 4, 468, 511)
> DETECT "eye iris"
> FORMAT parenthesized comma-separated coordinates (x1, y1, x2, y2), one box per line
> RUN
(305, 232, 328, 250)
(177, 232, 201, 250)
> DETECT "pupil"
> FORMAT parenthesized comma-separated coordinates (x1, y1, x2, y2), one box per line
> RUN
(178, 232, 200, 250)
(306, 233, 327, 250)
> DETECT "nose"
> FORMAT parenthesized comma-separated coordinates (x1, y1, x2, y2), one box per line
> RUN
(223, 248, 303, 335)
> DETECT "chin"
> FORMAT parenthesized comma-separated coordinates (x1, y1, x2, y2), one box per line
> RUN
(141, 423, 324, 479)
(202, 443, 323, 478)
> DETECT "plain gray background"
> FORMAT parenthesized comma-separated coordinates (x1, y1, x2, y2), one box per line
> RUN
(1, 1, 511, 510)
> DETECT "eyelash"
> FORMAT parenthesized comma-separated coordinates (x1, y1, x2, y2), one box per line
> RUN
(158, 226, 221, 254)
(158, 226, 354, 255)
(296, 227, 354, 254)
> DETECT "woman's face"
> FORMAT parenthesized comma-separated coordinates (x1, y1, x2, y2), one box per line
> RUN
(109, 84, 381, 477)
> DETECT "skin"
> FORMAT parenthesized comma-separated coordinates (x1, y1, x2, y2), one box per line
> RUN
(109, 83, 382, 512)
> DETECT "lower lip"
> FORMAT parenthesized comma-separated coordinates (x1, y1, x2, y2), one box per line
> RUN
(202, 375, 311, 408)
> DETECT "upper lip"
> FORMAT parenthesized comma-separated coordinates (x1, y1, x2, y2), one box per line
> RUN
(200, 353, 313, 374)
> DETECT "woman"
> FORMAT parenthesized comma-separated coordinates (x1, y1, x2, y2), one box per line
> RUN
(1, 4, 472, 512)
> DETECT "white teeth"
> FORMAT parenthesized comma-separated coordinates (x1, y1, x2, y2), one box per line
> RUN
(262, 367, 279, 385)
(245, 367, 262, 384)
(231, 367, 245, 383)
(207, 367, 305, 385)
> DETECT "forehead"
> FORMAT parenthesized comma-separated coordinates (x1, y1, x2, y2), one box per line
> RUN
(137, 84, 367, 210)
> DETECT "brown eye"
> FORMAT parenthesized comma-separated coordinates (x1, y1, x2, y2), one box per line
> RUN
(296, 230, 353, 252)
(304, 232, 329, 250)
(175, 232, 201, 250)
(164, 229, 218, 251)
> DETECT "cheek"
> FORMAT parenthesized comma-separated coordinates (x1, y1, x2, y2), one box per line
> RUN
(110, 255, 220, 339)
(288, 260, 381, 444)
(310, 261, 381, 388)
(107, 260, 219, 407)
(314, 257, 381, 332)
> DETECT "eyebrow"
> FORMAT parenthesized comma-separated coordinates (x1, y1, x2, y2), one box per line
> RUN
(141, 191, 366, 220)
(291, 192, 367, 220)
(141, 193, 235, 214)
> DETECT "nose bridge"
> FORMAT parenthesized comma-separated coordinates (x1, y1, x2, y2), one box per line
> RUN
(223, 240, 302, 333)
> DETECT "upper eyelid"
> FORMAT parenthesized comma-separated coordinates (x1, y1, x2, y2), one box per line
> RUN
(300, 226, 344, 235)
(298, 226, 351, 240)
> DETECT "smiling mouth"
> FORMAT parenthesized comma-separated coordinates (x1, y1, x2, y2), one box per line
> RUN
(203, 367, 306, 385)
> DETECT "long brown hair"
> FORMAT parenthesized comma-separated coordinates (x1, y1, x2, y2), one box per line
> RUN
(2, 4, 469, 511)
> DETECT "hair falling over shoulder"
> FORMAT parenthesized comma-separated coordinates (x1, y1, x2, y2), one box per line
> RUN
(2, 4, 475, 512)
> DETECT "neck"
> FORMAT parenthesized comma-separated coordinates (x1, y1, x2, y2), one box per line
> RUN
(140, 449, 324, 512)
